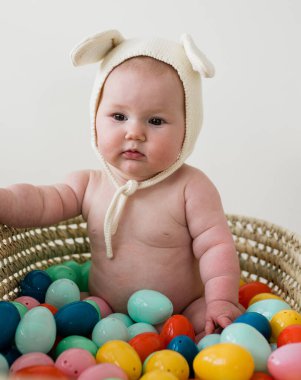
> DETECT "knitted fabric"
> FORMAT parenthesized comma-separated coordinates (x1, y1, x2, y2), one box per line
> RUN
(71, 30, 214, 258)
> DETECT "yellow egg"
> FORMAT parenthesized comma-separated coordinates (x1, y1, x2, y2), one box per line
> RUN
(239, 279, 246, 287)
(193, 343, 254, 380)
(96, 340, 142, 380)
(249, 292, 283, 305)
(270, 309, 301, 342)
(144, 349, 189, 380)
(140, 369, 178, 380)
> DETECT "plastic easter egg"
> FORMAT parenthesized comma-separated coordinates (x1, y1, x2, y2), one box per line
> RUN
(1, 346, 22, 366)
(10, 301, 28, 319)
(14, 296, 40, 310)
(54, 335, 98, 358)
(55, 300, 99, 337)
(15, 306, 56, 354)
(77, 363, 128, 380)
(221, 323, 271, 372)
(83, 300, 101, 319)
(167, 335, 198, 376)
(108, 313, 134, 327)
(40, 302, 58, 314)
(160, 315, 195, 347)
(45, 279, 80, 309)
(127, 290, 173, 325)
(140, 369, 178, 380)
(247, 299, 291, 320)
(92, 317, 129, 347)
(78, 261, 91, 292)
(128, 322, 157, 339)
(96, 340, 142, 380)
(55, 348, 96, 378)
(239, 279, 246, 287)
(10, 352, 54, 374)
(233, 311, 271, 340)
(249, 292, 283, 306)
(84, 296, 113, 318)
(46, 264, 78, 284)
(13, 365, 68, 379)
(128, 332, 164, 362)
(63, 260, 82, 278)
(268, 342, 301, 380)
(0, 354, 9, 374)
(239, 281, 271, 308)
(19, 270, 52, 303)
(144, 349, 189, 380)
(277, 324, 301, 347)
(197, 334, 221, 351)
(270, 309, 301, 341)
(0, 301, 20, 351)
(193, 342, 254, 380)
(250, 373, 274, 380)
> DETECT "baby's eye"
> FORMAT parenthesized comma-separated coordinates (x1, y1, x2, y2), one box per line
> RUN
(149, 117, 165, 126)
(113, 113, 127, 121)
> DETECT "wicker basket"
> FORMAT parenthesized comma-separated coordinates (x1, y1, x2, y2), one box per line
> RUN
(1, 215, 301, 311)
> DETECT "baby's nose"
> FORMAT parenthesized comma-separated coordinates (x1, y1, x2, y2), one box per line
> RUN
(125, 122, 146, 142)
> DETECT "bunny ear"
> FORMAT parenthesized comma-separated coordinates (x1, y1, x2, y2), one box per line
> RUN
(181, 34, 215, 78)
(71, 29, 125, 67)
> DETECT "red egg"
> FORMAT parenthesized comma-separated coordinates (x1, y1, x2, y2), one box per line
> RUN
(250, 372, 274, 379)
(239, 281, 272, 308)
(277, 324, 301, 347)
(160, 315, 195, 347)
(12, 365, 69, 379)
(129, 332, 164, 362)
(40, 303, 58, 314)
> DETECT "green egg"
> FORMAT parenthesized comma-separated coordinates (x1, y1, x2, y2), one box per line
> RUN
(78, 261, 91, 292)
(63, 260, 82, 278)
(10, 301, 28, 319)
(0, 353, 9, 373)
(45, 264, 78, 284)
(54, 335, 98, 358)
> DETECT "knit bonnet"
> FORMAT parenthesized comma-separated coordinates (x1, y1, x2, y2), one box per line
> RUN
(70, 30, 214, 259)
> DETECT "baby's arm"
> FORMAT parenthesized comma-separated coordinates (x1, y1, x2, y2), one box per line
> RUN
(0, 170, 90, 227)
(185, 170, 241, 334)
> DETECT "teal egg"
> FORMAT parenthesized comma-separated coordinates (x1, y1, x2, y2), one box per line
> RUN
(247, 299, 292, 320)
(107, 313, 134, 327)
(128, 322, 157, 339)
(45, 265, 78, 284)
(55, 335, 98, 359)
(197, 334, 221, 351)
(127, 289, 173, 324)
(15, 306, 56, 354)
(10, 301, 28, 319)
(45, 279, 80, 309)
(0, 353, 9, 374)
(220, 322, 271, 372)
(92, 317, 129, 347)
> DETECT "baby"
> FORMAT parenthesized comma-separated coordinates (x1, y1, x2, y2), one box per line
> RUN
(0, 30, 242, 340)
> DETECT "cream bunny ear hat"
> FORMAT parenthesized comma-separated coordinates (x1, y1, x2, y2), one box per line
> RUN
(70, 29, 214, 259)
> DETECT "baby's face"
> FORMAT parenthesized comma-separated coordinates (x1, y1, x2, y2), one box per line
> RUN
(95, 57, 185, 182)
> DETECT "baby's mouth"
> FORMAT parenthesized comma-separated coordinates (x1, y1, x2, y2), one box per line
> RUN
(122, 149, 145, 159)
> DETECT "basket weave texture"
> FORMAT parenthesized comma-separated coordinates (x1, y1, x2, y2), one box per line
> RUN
(0, 214, 301, 311)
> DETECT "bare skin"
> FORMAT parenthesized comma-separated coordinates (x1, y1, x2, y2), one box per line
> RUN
(0, 57, 242, 340)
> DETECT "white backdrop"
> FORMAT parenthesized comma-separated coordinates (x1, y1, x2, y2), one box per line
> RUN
(0, 0, 300, 234)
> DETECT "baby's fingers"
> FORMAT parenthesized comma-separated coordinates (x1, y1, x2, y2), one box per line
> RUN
(205, 319, 216, 335)
(216, 315, 232, 329)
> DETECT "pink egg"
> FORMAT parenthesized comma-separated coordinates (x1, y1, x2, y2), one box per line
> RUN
(268, 342, 301, 380)
(78, 363, 128, 380)
(55, 348, 96, 379)
(10, 352, 54, 374)
(84, 296, 113, 318)
(14, 296, 40, 310)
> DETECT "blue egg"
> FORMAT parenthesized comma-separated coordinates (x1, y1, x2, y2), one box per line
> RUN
(167, 335, 199, 376)
(55, 301, 100, 337)
(233, 312, 271, 340)
(197, 333, 221, 351)
(247, 299, 292, 320)
(92, 317, 129, 347)
(19, 270, 52, 303)
(127, 289, 173, 324)
(0, 302, 20, 351)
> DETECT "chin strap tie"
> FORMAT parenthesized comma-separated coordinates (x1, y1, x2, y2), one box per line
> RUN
(104, 179, 139, 259)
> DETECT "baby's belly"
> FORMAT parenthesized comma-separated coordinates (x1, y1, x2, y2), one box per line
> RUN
(88, 245, 204, 314)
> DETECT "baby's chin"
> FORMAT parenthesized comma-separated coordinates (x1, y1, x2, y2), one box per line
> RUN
(108, 163, 163, 183)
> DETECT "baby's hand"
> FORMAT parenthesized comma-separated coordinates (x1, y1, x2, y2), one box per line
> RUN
(205, 300, 244, 335)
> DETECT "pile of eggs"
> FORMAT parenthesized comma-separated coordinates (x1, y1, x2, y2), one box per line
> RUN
(1, 261, 301, 379)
